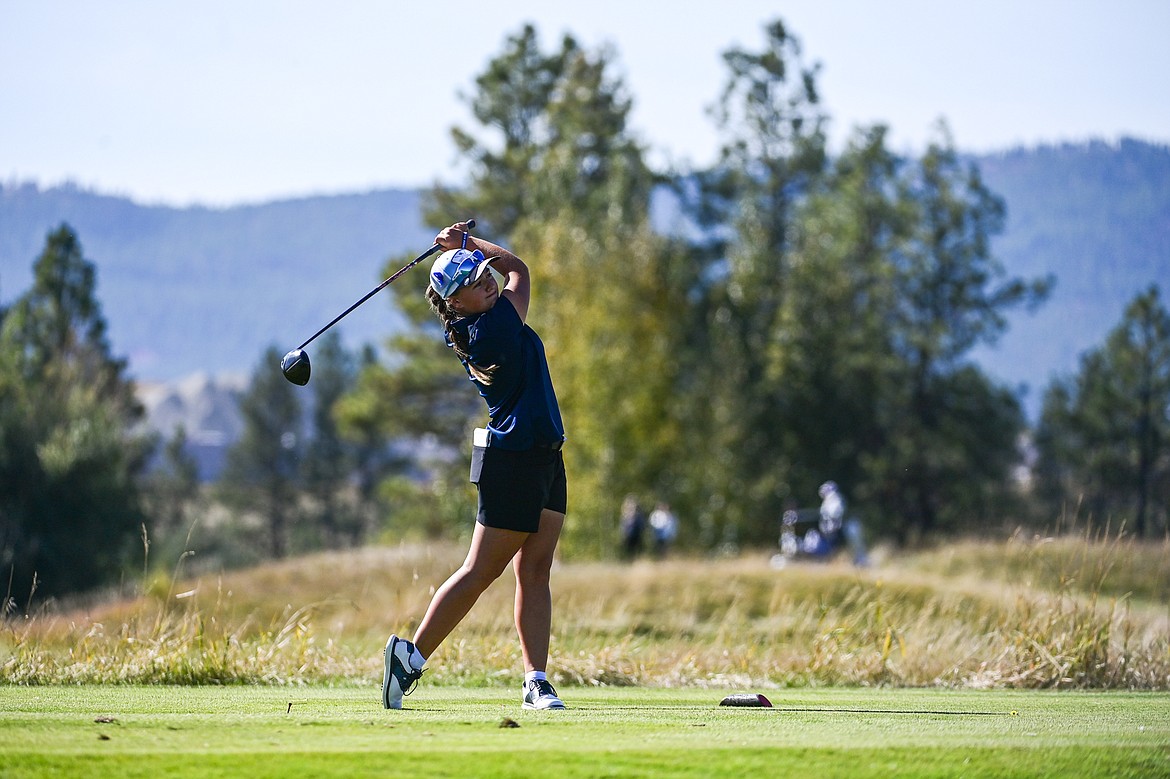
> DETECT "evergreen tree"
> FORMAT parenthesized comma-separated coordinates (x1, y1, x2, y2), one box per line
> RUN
(221, 346, 301, 558)
(343, 344, 392, 544)
(299, 331, 362, 548)
(875, 125, 1049, 538)
(426, 24, 580, 237)
(1036, 286, 1170, 536)
(144, 424, 200, 535)
(0, 224, 149, 604)
(676, 23, 1047, 544)
(779, 126, 908, 505)
(676, 19, 829, 546)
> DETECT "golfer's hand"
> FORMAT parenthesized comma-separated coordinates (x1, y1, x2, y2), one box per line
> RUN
(436, 222, 473, 251)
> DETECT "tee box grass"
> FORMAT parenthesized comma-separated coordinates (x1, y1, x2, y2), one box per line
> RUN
(2, 686, 1167, 778)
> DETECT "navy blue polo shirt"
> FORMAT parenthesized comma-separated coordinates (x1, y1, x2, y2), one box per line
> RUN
(449, 296, 565, 451)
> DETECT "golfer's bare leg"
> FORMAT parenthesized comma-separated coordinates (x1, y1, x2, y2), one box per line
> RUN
(512, 509, 565, 673)
(413, 523, 527, 658)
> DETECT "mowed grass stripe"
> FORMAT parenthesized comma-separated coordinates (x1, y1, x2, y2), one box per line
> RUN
(1, 687, 1167, 778)
(5, 748, 1168, 779)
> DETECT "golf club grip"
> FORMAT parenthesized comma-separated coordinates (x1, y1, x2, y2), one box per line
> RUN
(296, 219, 476, 350)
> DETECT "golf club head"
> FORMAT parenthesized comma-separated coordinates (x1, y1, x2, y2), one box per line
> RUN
(280, 349, 311, 385)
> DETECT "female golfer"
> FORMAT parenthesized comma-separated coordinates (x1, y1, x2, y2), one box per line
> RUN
(382, 221, 567, 711)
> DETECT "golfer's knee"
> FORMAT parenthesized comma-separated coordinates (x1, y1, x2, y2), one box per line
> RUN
(514, 558, 552, 589)
(459, 560, 506, 592)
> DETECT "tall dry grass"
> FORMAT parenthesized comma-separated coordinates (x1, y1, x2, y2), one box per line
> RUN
(3, 534, 1168, 689)
(899, 527, 1170, 603)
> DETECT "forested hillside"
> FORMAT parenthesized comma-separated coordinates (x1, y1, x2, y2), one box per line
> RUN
(2, 138, 1167, 409)
(972, 138, 1169, 412)
(0, 184, 431, 379)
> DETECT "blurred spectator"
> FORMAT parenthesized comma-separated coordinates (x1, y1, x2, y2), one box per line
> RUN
(619, 495, 646, 560)
(819, 481, 868, 566)
(818, 481, 844, 537)
(648, 502, 678, 558)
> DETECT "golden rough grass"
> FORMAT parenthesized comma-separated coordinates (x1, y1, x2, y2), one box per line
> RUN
(4, 536, 1168, 689)
(899, 530, 1170, 603)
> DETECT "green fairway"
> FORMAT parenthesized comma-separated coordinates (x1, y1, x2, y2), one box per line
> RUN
(1, 686, 1167, 778)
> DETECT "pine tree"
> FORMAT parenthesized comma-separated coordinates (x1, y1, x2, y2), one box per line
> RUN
(0, 224, 150, 604)
(220, 346, 301, 558)
(675, 19, 829, 546)
(299, 331, 362, 548)
(869, 125, 1049, 539)
(1036, 286, 1170, 536)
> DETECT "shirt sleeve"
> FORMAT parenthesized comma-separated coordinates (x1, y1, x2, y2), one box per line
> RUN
(467, 296, 523, 366)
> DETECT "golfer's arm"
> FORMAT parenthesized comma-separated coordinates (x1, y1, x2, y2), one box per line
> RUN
(469, 236, 530, 322)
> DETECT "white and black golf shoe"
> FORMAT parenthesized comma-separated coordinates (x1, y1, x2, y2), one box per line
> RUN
(382, 634, 423, 710)
(522, 678, 566, 710)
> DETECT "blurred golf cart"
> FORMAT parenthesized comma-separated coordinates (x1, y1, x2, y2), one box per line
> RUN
(770, 482, 869, 568)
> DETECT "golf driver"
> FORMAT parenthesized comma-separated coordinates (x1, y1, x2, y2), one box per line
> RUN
(280, 219, 475, 385)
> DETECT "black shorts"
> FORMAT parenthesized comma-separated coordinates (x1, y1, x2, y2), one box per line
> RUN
(470, 445, 567, 533)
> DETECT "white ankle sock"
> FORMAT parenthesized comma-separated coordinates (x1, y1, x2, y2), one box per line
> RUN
(525, 670, 547, 685)
(409, 647, 427, 671)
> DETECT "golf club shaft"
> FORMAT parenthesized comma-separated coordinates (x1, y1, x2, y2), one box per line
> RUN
(295, 219, 475, 351)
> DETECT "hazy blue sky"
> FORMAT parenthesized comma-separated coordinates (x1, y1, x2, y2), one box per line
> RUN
(2, 0, 1167, 206)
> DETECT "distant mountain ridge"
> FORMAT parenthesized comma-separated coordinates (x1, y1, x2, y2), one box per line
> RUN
(970, 138, 1170, 412)
(2, 138, 1168, 426)
(0, 184, 433, 380)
